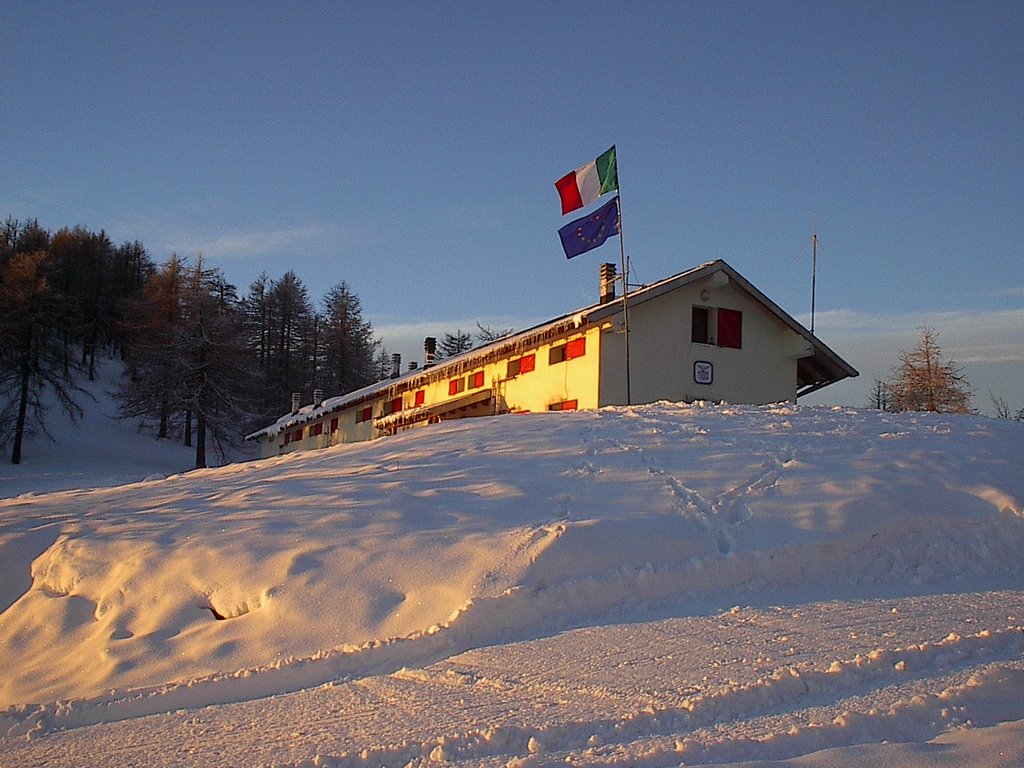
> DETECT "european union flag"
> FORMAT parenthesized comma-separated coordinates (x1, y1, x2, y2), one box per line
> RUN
(558, 196, 620, 259)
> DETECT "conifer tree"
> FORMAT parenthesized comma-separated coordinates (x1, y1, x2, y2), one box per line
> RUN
(178, 257, 251, 468)
(117, 255, 186, 439)
(437, 329, 473, 359)
(0, 249, 84, 463)
(266, 271, 314, 414)
(320, 281, 378, 396)
(888, 326, 972, 414)
(119, 255, 253, 467)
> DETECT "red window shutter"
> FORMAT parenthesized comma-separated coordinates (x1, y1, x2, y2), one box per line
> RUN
(717, 308, 742, 349)
(283, 432, 290, 444)
(566, 338, 586, 360)
(310, 423, 323, 436)
(448, 378, 462, 396)
(330, 418, 339, 433)
(415, 390, 425, 407)
(520, 354, 536, 373)
(390, 397, 403, 413)
(472, 371, 484, 388)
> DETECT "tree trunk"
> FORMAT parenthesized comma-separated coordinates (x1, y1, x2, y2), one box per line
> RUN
(195, 411, 207, 469)
(158, 393, 169, 439)
(184, 406, 192, 447)
(11, 328, 32, 465)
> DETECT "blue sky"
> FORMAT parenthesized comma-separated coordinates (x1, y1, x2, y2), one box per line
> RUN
(3, 1, 1022, 413)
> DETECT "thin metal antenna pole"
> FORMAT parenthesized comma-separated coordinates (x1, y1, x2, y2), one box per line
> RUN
(811, 215, 818, 334)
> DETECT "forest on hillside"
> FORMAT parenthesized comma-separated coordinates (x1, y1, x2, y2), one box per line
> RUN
(0, 217, 382, 468)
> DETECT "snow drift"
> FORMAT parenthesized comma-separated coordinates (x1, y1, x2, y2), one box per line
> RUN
(1, 402, 1022, 765)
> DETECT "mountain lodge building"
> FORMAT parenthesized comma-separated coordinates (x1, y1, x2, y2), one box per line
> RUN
(246, 260, 857, 458)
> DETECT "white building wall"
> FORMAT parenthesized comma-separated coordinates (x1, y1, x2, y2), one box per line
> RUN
(497, 326, 602, 413)
(600, 280, 807, 406)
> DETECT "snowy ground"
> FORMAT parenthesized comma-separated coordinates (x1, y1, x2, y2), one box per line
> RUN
(1, 379, 1023, 767)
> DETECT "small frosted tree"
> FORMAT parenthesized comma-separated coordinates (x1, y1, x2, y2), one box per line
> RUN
(867, 378, 893, 411)
(475, 321, 514, 345)
(889, 326, 972, 414)
(990, 394, 1024, 421)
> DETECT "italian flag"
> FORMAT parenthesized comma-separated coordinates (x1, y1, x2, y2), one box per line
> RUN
(555, 146, 618, 215)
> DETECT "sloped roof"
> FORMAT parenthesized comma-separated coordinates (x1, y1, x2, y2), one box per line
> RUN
(246, 260, 857, 440)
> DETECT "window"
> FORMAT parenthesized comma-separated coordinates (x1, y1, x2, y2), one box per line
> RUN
(389, 396, 403, 413)
(468, 370, 485, 389)
(508, 353, 536, 377)
(292, 428, 304, 442)
(283, 431, 290, 445)
(414, 390, 425, 407)
(329, 417, 339, 433)
(548, 399, 578, 411)
(551, 337, 586, 364)
(691, 306, 710, 344)
(691, 306, 742, 349)
(449, 377, 465, 396)
(356, 406, 373, 423)
(310, 423, 323, 437)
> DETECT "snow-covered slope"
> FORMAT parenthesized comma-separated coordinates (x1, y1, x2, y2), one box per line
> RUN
(0, 356, 199, 497)
(1, 402, 1022, 767)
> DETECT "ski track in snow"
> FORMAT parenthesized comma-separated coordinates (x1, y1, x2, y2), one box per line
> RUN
(1, 400, 1023, 766)
(3, 594, 1023, 767)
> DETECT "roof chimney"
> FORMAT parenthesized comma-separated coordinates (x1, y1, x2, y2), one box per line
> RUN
(290, 392, 300, 415)
(312, 388, 323, 406)
(600, 263, 617, 304)
(408, 361, 419, 371)
(423, 337, 437, 368)
(390, 353, 401, 379)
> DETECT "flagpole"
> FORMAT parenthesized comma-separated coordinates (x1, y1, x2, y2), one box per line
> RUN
(616, 194, 632, 406)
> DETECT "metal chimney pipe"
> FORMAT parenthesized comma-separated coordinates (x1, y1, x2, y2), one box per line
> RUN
(600, 263, 617, 304)
(290, 392, 300, 414)
(424, 337, 437, 368)
(390, 353, 401, 379)
(312, 389, 323, 406)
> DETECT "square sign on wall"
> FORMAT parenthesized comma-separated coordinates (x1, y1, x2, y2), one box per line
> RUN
(694, 360, 713, 385)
